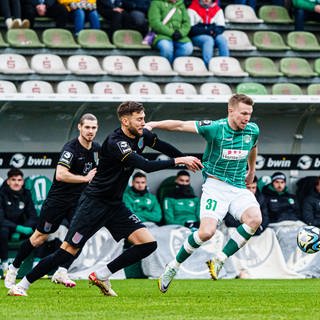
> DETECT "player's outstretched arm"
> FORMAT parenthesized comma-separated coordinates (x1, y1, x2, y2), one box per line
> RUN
(56, 165, 97, 183)
(145, 120, 197, 133)
(174, 156, 203, 173)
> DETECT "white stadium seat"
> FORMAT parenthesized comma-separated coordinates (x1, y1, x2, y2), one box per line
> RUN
(57, 81, 90, 95)
(0, 80, 17, 93)
(209, 57, 249, 77)
(31, 54, 70, 74)
(0, 54, 34, 74)
(173, 57, 212, 76)
(67, 55, 106, 75)
(223, 30, 256, 51)
(164, 82, 197, 95)
(225, 4, 264, 23)
(92, 81, 126, 95)
(20, 81, 54, 94)
(138, 56, 177, 76)
(199, 83, 232, 95)
(128, 81, 162, 95)
(102, 55, 142, 76)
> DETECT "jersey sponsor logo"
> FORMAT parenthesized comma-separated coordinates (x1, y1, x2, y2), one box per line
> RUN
(59, 151, 73, 165)
(117, 141, 132, 154)
(138, 137, 144, 150)
(72, 231, 83, 244)
(243, 135, 252, 143)
(198, 120, 212, 126)
(222, 149, 248, 160)
(83, 162, 93, 174)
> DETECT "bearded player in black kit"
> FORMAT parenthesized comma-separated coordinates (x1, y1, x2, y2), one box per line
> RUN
(8, 101, 203, 297)
(5, 113, 99, 290)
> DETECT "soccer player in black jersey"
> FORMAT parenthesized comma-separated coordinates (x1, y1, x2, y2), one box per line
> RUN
(5, 113, 99, 290)
(8, 101, 202, 297)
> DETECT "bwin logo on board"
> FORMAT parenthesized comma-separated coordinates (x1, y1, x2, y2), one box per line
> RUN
(9, 153, 26, 168)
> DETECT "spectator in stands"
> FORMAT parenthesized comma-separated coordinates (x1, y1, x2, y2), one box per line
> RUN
(262, 171, 301, 223)
(148, 0, 193, 64)
(163, 170, 200, 228)
(1, 0, 30, 29)
(302, 176, 320, 227)
(58, 0, 100, 36)
(0, 168, 38, 275)
(224, 176, 269, 235)
(292, 0, 320, 30)
(21, 0, 69, 28)
(97, 0, 150, 37)
(123, 171, 162, 224)
(187, 0, 229, 68)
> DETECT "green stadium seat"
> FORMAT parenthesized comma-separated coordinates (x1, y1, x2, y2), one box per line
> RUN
(42, 28, 80, 49)
(258, 5, 293, 24)
(315, 58, 320, 75)
(253, 31, 289, 51)
(287, 31, 320, 51)
(236, 82, 268, 95)
(272, 83, 303, 95)
(77, 29, 115, 49)
(307, 84, 320, 95)
(280, 57, 317, 77)
(7, 29, 44, 48)
(245, 57, 283, 77)
(0, 32, 9, 47)
(112, 29, 151, 49)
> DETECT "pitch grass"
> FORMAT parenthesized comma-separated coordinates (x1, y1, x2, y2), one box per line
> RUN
(0, 279, 319, 320)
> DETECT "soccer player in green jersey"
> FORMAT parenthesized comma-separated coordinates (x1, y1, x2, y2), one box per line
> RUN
(146, 94, 262, 292)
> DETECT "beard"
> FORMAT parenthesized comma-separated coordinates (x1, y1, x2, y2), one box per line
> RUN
(128, 126, 142, 137)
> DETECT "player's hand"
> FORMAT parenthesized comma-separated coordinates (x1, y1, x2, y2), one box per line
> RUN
(86, 168, 97, 183)
(144, 121, 156, 131)
(175, 156, 203, 172)
(245, 171, 255, 185)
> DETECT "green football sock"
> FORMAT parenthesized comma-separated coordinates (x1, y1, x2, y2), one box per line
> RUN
(176, 231, 203, 264)
(223, 223, 255, 257)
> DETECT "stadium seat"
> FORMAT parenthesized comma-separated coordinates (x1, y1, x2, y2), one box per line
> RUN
(128, 81, 162, 95)
(315, 58, 320, 75)
(112, 29, 151, 49)
(224, 4, 263, 23)
(31, 54, 70, 74)
(57, 81, 90, 95)
(6, 29, 44, 48)
(42, 28, 80, 48)
(77, 29, 115, 49)
(236, 82, 268, 95)
(20, 81, 54, 94)
(199, 83, 232, 95)
(209, 57, 248, 77)
(138, 56, 178, 76)
(102, 55, 142, 75)
(253, 31, 290, 51)
(271, 83, 303, 95)
(164, 82, 197, 95)
(280, 57, 317, 77)
(287, 31, 320, 51)
(0, 54, 34, 74)
(258, 5, 293, 24)
(93, 81, 126, 95)
(223, 30, 256, 51)
(245, 57, 283, 77)
(67, 55, 106, 75)
(173, 57, 212, 76)
(0, 32, 8, 47)
(0, 80, 17, 93)
(307, 84, 320, 95)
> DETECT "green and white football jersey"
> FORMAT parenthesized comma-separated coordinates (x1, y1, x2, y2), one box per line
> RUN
(195, 118, 259, 188)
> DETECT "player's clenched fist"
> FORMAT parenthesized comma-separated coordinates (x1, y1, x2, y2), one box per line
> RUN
(174, 156, 203, 172)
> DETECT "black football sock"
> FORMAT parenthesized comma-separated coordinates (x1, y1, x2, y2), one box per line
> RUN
(13, 239, 35, 269)
(107, 241, 157, 274)
(60, 249, 81, 270)
(26, 248, 74, 283)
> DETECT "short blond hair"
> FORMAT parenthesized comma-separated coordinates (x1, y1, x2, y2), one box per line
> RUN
(228, 94, 254, 108)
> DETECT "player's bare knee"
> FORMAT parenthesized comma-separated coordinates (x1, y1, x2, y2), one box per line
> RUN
(60, 241, 79, 256)
(198, 227, 215, 241)
(242, 208, 262, 230)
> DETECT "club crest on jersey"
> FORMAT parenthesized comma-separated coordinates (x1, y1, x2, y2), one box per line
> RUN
(138, 137, 144, 149)
(117, 141, 132, 154)
(222, 149, 248, 160)
(243, 135, 252, 143)
(199, 120, 212, 126)
(60, 151, 73, 165)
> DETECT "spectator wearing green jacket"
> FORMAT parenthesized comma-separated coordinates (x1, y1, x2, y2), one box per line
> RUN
(292, 0, 320, 30)
(123, 172, 162, 224)
(163, 170, 200, 227)
(148, 0, 193, 63)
